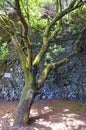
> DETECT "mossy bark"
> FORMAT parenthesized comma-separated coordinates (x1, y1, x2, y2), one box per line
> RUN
(13, 72, 37, 126)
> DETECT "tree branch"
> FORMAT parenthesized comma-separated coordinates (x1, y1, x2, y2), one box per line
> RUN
(15, 0, 33, 70)
(33, 0, 83, 66)
(37, 64, 52, 88)
(46, 0, 83, 34)
(15, 0, 32, 48)
(49, 23, 61, 41)
(11, 35, 28, 74)
(15, 0, 28, 36)
(37, 26, 86, 88)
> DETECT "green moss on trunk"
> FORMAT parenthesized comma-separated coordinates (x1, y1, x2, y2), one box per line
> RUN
(13, 72, 37, 126)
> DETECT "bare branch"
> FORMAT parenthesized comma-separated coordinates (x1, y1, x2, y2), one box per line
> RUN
(52, 27, 86, 69)
(33, 0, 83, 66)
(37, 26, 86, 88)
(37, 64, 52, 88)
(11, 36, 27, 74)
(49, 23, 61, 41)
(15, 0, 28, 36)
(14, 0, 33, 70)
(46, 0, 83, 34)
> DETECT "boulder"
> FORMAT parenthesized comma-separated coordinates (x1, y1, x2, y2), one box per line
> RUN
(0, 7, 19, 42)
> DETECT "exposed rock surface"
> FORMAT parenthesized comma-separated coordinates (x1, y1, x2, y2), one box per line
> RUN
(35, 51, 86, 102)
(0, 37, 86, 102)
(0, 6, 86, 102)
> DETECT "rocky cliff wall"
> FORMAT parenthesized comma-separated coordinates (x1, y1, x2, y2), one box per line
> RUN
(0, 36, 86, 102)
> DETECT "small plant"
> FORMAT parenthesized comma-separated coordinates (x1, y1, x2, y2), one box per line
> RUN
(69, 25, 79, 35)
(0, 42, 9, 61)
(45, 45, 65, 63)
(46, 77, 55, 83)
(0, 36, 3, 42)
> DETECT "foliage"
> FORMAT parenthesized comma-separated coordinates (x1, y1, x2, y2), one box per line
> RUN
(45, 45, 65, 63)
(69, 25, 79, 35)
(0, 36, 2, 42)
(0, 42, 9, 61)
(19, 0, 46, 35)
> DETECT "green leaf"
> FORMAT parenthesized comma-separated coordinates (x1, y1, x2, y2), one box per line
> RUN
(0, 36, 3, 42)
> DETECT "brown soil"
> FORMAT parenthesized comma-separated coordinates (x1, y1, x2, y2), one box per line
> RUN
(0, 99, 86, 130)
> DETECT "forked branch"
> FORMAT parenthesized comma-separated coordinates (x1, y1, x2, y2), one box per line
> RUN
(37, 26, 86, 88)
(33, 0, 84, 66)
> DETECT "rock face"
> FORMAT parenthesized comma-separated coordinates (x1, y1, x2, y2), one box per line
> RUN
(0, 3, 86, 102)
(39, 4, 55, 19)
(0, 38, 86, 102)
(1, 60, 24, 101)
(35, 51, 86, 102)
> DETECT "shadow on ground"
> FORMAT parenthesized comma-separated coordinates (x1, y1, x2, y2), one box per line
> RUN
(0, 99, 86, 130)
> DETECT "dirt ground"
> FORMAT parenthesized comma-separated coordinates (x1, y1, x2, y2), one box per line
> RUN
(0, 99, 86, 130)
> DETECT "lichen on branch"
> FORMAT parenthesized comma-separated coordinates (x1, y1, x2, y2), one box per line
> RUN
(33, 0, 84, 66)
(37, 26, 86, 88)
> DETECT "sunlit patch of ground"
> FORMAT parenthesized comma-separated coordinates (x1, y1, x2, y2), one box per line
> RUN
(0, 99, 86, 130)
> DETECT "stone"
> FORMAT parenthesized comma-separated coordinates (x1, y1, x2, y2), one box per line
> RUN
(4, 73, 11, 78)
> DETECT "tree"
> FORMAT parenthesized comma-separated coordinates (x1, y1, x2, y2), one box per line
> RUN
(0, 0, 86, 127)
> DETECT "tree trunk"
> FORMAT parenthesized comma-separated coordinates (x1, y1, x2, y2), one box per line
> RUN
(13, 72, 37, 127)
